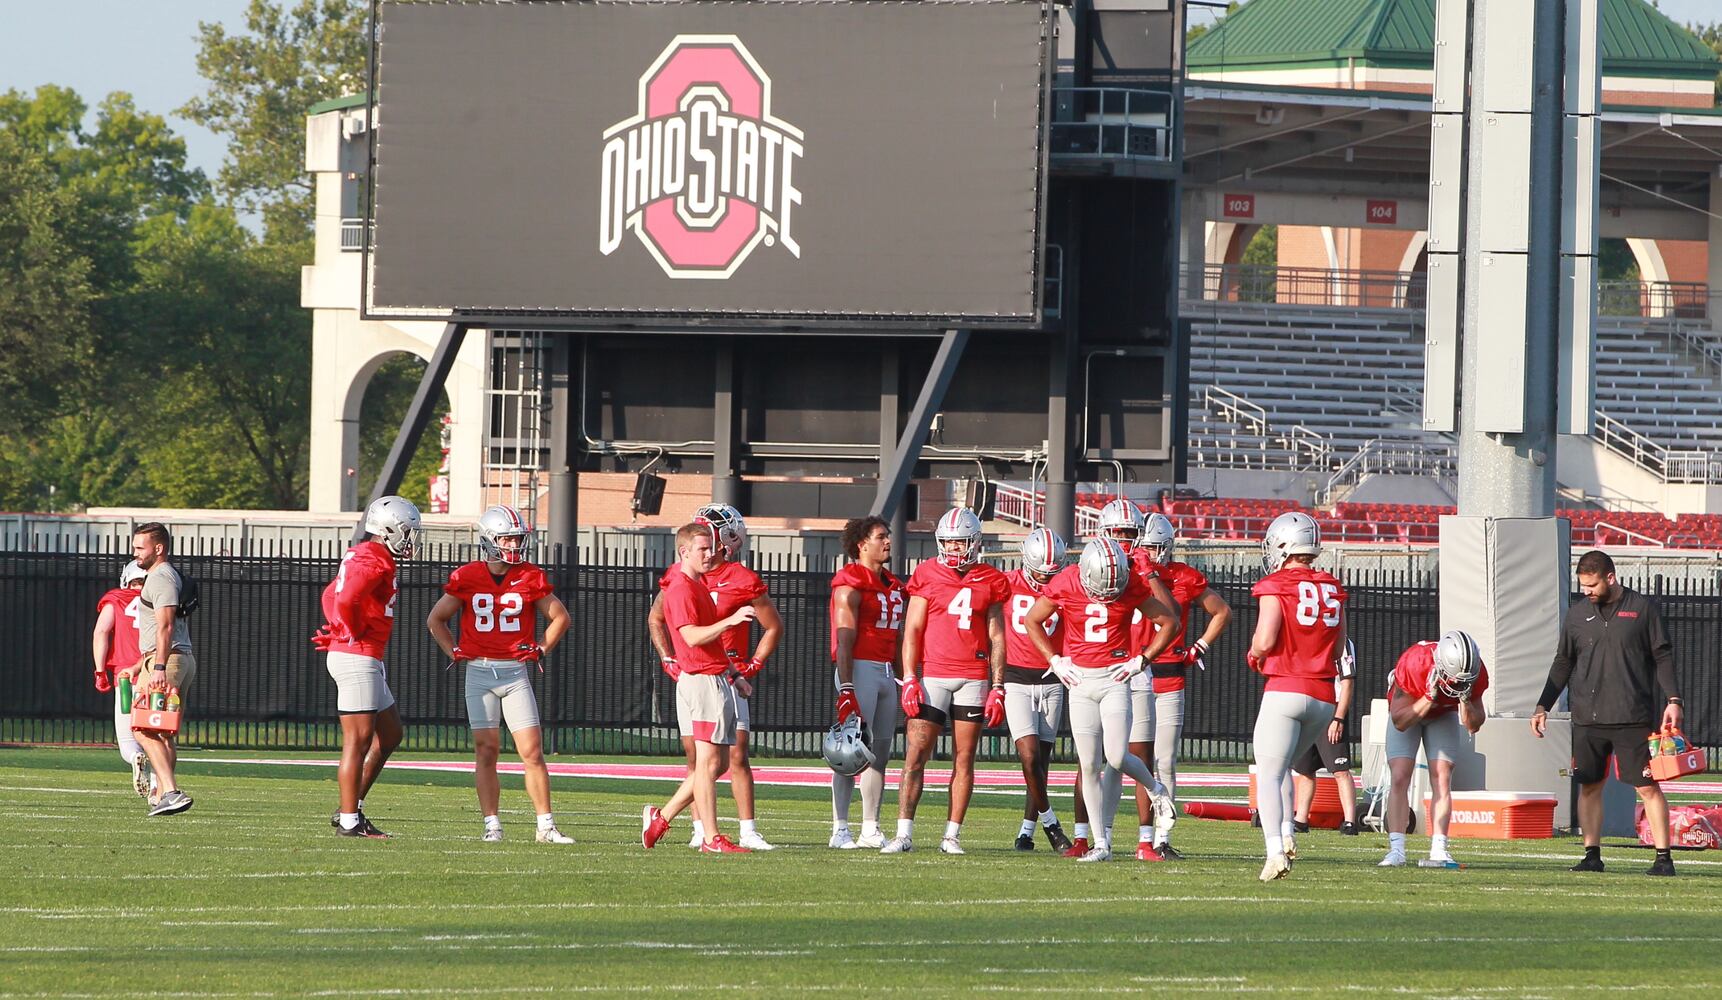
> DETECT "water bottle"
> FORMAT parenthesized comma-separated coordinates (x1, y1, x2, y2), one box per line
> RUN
(117, 676, 132, 713)
(166, 691, 181, 714)
(1672, 729, 1688, 754)
(1660, 730, 1678, 757)
(151, 691, 166, 711)
(1647, 732, 1663, 759)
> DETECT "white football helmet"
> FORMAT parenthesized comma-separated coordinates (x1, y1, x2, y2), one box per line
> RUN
(1020, 527, 1067, 589)
(477, 504, 531, 565)
(1261, 511, 1321, 574)
(934, 507, 984, 570)
(694, 503, 747, 560)
(1078, 538, 1131, 602)
(364, 495, 423, 559)
(119, 560, 147, 588)
(1097, 498, 1145, 548)
(1142, 512, 1176, 565)
(1432, 630, 1482, 699)
(822, 716, 876, 777)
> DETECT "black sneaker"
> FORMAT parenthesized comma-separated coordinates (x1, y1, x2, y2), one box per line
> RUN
(1014, 832, 1036, 852)
(1292, 820, 1311, 834)
(330, 811, 340, 829)
(1157, 842, 1185, 861)
(1647, 856, 1676, 877)
(1045, 823, 1074, 853)
(1569, 853, 1605, 873)
(336, 812, 391, 839)
(1338, 821, 1360, 836)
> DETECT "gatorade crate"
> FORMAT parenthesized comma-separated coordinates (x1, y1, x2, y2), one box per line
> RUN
(1650, 746, 1707, 782)
(131, 692, 182, 736)
(1421, 791, 1555, 839)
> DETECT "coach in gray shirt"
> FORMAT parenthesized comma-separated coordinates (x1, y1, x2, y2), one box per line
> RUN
(123, 522, 198, 817)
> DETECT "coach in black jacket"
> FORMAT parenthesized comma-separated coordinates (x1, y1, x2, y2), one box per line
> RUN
(1531, 550, 1682, 877)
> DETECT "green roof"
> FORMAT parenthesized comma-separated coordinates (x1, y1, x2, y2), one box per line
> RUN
(307, 93, 367, 116)
(1188, 0, 1722, 80)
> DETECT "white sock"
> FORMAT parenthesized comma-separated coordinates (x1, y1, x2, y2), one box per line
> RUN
(1153, 826, 1169, 848)
(944, 821, 961, 840)
(861, 820, 879, 838)
(1431, 834, 1449, 856)
(1389, 832, 1406, 853)
(537, 813, 555, 831)
(484, 815, 502, 831)
(339, 812, 360, 830)
(1019, 819, 1036, 836)
(691, 820, 706, 841)
(1074, 823, 1091, 839)
(1039, 809, 1059, 828)
(1281, 821, 1296, 837)
(740, 819, 757, 837)
(1266, 835, 1284, 857)
(1138, 824, 1154, 844)
(897, 819, 914, 839)
(833, 821, 851, 835)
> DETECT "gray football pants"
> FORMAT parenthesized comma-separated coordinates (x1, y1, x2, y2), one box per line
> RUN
(1154, 689, 1185, 800)
(832, 659, 898, 826)
(1067, 667, 1162, 849)
(1252, 691, 1332, 853)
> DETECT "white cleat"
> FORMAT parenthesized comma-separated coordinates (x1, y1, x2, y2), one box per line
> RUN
(938, 836, 965, 855)
(1151, 792, 1178, 837)
(536, 827, 575, 845)
(1418, 851, 1457, 868)
(131, 752, 152, 800)
(1379, 850, 1407, 867)
(1077, 845, 1113, 863)
(854, 830, 886, 850)
(481, 828, 504, 843)
(880, 836, 913, 854)
(1260, 853, 1292, 881)
(829, 829, 857, 849)
(1284, 836, 1298, 863)
(738, 831, 776, 851)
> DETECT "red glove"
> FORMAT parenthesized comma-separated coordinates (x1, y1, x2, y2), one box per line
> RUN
(93, 669, 113, 693)
(1247, 651, 1265, 674)
(310, 623, 352, 651)
(736, 657, 764, 680)
(1181, 639, 1209, 671)
(900, 676, 924, 718)
(449, 644, 476, 665)
(512, 640, 544, 664)
(835, 685, 860, 722)
(661, 657, 682, 681)
(983, 685, 1006, 728)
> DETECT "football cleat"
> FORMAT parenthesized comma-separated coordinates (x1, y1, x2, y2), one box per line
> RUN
(641, 806, 670, 849)
(1135, 842, 1166, 862)
(1151, 792, 1178, 836)
(1426, 847, 1456, 866)
(1014, 832, 1036, 852)
(1076, 845, 1112, 863)
(880, 836, 913, 854)
(1062, 836, 1090, 858)
(737, 831, 776, 851)
(336, 813, 389, 838)
(699, 835, 752, 854)
(1156, 842, 1186, 861)
(1291, 820, 1311, 834)
(1339, 821, 1361, 836)
(481, 828, 504, 843)
(1378, 850, 1406, 867)
(854, 830, 886, 850)
(1259, 853, 1292, 881)
(1569, 854, 1605, 873)
(536, 827, 574, 845)
(1283, 836, 1298, 862)
(330, 811, 340, 830)
(829, 829, 857, 849)
(1045, 823, 1074, 853)
(1646, 856, 1676, 877)
(938, 836, 965, 856)
(131, 753, 152, 800)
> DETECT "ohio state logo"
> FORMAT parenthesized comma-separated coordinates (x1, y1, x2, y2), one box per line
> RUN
(598, 35, 804, 279)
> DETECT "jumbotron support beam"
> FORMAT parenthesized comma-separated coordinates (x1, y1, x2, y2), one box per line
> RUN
(870, 330, 971, 525)
(353, 321, 468, 543)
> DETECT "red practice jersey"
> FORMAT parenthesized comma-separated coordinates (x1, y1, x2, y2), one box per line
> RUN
(97, 587, 143, 673)
(1004, 569, 1064, 682)
(320, 540, 399, 659)
(906, 560, 1011, 681)
(704, 559, 767, 661)
(829, 563, 905, 664)
(1390, 640, 1491, 716)
(659, 568, 729, 675)
(1041, 564, 1154, 667)
(1251, 564, 1348, 701)
(1125, 548, 1169, 655)
(1151, 562, 1212, 693)
(443, 561, 554, 660)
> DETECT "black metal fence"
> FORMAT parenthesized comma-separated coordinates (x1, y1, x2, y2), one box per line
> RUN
(4, 545, 1719, 764)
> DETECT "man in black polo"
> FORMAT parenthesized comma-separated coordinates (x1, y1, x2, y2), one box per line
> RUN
(1531, 550, 1683, 876)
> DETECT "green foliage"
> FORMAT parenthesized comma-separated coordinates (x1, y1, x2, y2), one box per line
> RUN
(1241, 224, 1278, 267)
(180, 0, 368, 246)
(357, 354, 448, 510)
(1598, 237, 1641, 283)
(1187, 1, 1242, 45)
(1689, 21, 1722, 100)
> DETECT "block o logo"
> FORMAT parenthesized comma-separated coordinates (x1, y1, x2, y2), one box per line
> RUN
(599, 36, 805, 279)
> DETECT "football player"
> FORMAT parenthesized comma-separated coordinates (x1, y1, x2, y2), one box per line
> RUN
(1135, 513, 1232, 859)
(1249, 511, 1348, 881)
(1002, 528, 1075, 853)
(883, 508, 1011, 856)
(92, 561, 150, 799)
(1380, 632, 1489, 868)
(642, 521, 758, 853)
(828, 516, 904, 849)
(315, 495, 421, 838)
(1025, 538, 1180, 862)
(645, 503, 783, 852)
(427, 505, 574, 844)
(1289, 639, 1361, 837)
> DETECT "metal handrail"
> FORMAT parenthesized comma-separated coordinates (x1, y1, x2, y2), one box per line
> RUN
(1194, 264, 1426, 308)
(1595, 279, 1713, 321)
(1049, 86, 1176, 163)
(339, 217, 370, 252)
(1282, 424, 1332, 472)
(1595, 520, 1666, 548)
(993, 482, 1043, 528)
(1204, 385, 1267, 437)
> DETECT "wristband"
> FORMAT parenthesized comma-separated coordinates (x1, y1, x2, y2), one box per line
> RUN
(839, 683, 855, 692)
(1668, 697, 1684, 706)
(1333, 715, 1345, 723)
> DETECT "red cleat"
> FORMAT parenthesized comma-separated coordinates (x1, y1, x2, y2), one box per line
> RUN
(700, 834, 753, 854)
(1062, 837, 1090, 858)
(641, 806, 670, 849)
(1136, 842, 1166, 862)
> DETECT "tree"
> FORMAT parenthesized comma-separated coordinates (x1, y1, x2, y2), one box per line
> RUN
(1187, 2, 1243, 45)
(1688, 22, 1722, 101)
(181, 0, 368, 247)
(357, 355, 448, 510)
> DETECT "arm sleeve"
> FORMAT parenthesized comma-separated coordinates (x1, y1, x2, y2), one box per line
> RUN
(1645, 600, 1680, 700)
(1536, 611, 1575, 709)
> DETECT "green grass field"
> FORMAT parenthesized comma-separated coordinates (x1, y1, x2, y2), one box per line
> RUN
(6, 747, 1722, 998)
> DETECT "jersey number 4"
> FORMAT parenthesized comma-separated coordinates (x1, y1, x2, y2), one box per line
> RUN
(1294, 581, 1342, 627)
(470, 593, 523, 633)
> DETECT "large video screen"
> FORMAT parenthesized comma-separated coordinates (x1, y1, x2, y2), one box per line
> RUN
(365, 0, 1050, 327)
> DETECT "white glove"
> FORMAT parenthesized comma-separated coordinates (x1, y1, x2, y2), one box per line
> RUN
(1426, 664, 1443, 699)
(1337, 641, 1356, 677)
(1047, 655, 1081, 688)
(1109, 655, 1146, 684)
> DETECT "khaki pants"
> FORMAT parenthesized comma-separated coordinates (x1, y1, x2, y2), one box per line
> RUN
(137, 651, 197, 695)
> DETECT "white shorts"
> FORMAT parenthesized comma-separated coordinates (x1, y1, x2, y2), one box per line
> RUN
(326, 651, 395, 714)
(1387, 711, 1466, 764)
(1004, 682, 1065, 743)
(735, 692, 751, 733)
(1130, 687, 1156, 744)
(464, 659, 540, 732)
(920, 676, 987, 725)
(676, 673, 738, 746)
